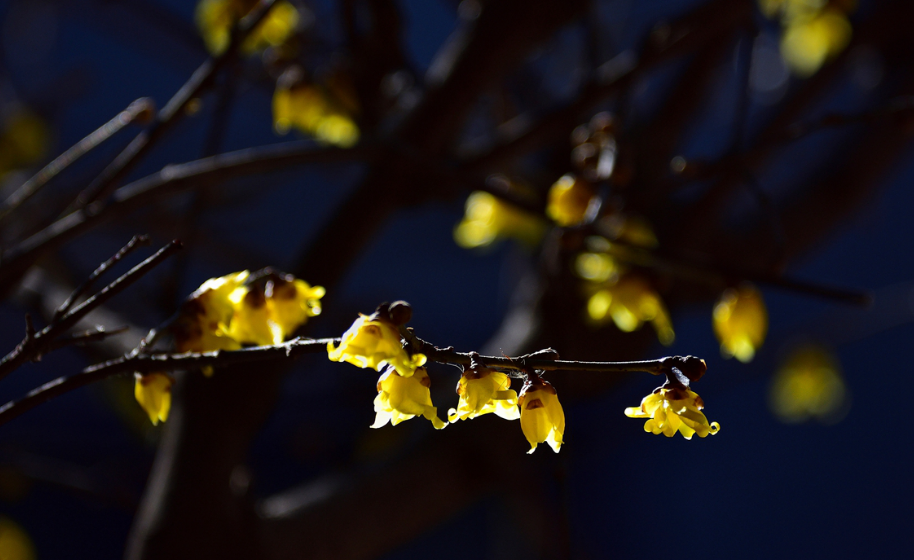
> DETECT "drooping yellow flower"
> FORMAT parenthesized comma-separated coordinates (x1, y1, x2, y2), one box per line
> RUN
(454, 191, 546, 249)
(518, 377, 564, 454)
(448, 366, 519, 422)
(328, 315, 426, 377)
(770, 344, 847, 423)
(195, 0, 300, 55)
(172, 271, 250, 354)
(371, 366, 446, 430)
(625, 386, 720, 439)
(134, 372, 173, 425)
(0, 516, 35, 560)
(546, 174, 595, 227)
(226, 277, 324, 346)
(713, 283, 768, 363)
(587, 274, 675, 345)
(273, 72, 360, 147)
(780, 8, 852, 77)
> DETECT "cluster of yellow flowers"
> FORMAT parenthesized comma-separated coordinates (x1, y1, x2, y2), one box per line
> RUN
(759, 0, 855, 77)
(328, 311, 566, 453)
(196, 0, 301, 55)
(134, 270, 324, 425)
(273, 68, 360, 148)
(195, 1, 360, 147)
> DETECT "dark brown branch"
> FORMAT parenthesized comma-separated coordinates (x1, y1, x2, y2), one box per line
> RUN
(44, 326, 131, 353)
(0, 142, 372, 295)
(0, 240, 181, 381)
(68, 0, 280, 210)
(0, 98, 154, 222)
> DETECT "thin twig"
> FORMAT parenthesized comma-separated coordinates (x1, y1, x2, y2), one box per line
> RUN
(67, 0, 280, 211)
(54, 234, 151, 320)
(44, 326, 130, 353)
(0, 240, 181, 381)
(0, 98, 154, 222)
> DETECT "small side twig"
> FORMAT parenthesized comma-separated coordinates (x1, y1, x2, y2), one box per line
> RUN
(54, 234, 152, 320)
(0, 98, 154, 223)
(0, 240, 182, 381)
(45, 326, 130, 353)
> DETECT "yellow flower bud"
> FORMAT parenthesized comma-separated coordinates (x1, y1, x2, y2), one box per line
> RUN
(713, 284, 768, 363)
(372, 367, 446, 430)
(448, 366, 519, 422)
(134, 372, 174, 425)
(327, 315, 426, 377)
(546, 174, 595, 227)
(625, 386, 720, 439)
(518, 378, 564, 454)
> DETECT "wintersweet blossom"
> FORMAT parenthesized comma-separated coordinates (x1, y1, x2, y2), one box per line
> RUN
(518, 377, 564, 454)
(226, 277, 324, 346)
(713, 284, 768, 363)
(172, 271, 250, 354)
(327, 315, 426, 377)
(134, 372, 174, 425)
(546, 174, 595, 227)
(454, 191, 546, 249)
(770, 344, 847, 423)
(273, 76, 360, 147)
(625, 386, 720, 439)
(195, 0, 300, 55)
(371, 367, 446, 430)
(587, 274, 675, 346)
(448, 366, 519, 422)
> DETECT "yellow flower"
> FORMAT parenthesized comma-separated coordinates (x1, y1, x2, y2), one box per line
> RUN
(371, 367, 446, 430)
(587, 274, 675, 345)
(625, 386, 720, 439)
(172, 271, 250, 354)
(518, 378, 564, 454)
(226, 277, 324, 346)
(713, 283, 768, 363)
(546, 174, 595, 227)
(454, 191, 546, 249)
(196, 0, 300, 55)
(273, 76, 360, 147)
(780, 8, 852, 77)
(134, 372, 173, 425)
(0, 516, 35, 560)
(447, 366, 519, 422)
(328, 315, 426, 377)
(770, 344, 847, 423)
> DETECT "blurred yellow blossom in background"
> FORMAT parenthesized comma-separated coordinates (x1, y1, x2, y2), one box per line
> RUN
(371, 367, 447, 430)
(518, 378, 564, 454)
(0, 108, 50, 178)
(454, 191, 546, 249)
(0, 516, 36, 560)
(327, 315, 426, 377)
(759, 0, 855, 77)
(587, 274, 675, 346)
(273, 75, 360, 147)
(625, 386, 720, 439)
(770, 344, 847, 423)
(196, 0, 300, 55)
(713, 283, 768, 363)
(448, 366, 519, 422)
(134, 372, 173, 425)
(546, 174, 595, 227)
